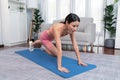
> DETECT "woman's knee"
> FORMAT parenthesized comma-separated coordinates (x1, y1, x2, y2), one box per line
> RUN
(45, 49, 56, 56)
(44, 45, 58, 56)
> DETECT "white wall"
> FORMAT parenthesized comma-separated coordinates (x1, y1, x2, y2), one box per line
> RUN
(0, 16, 3, 45)
(1, 0, 10, 46)
(0, 0, 3, 45)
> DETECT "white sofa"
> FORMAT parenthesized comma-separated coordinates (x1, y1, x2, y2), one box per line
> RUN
(39, 17, 96, 52)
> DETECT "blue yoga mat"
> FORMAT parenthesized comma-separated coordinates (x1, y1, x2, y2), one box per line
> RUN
(15, 48, 96, 78)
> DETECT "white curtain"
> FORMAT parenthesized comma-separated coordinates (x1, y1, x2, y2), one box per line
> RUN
(74, 0, 86, 17)
(39, 0, 105, 46)
(90, 0, 105, 46)
(56, 0, 71, 19)
(47, 0, 56, 23)
(39, 0, 48, 23)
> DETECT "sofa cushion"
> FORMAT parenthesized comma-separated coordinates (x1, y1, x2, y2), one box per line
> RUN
(80, 17, 93, 23)
(60, 32, 91, 42)
(75, 32, 91, 42)
(77, 22, 88, 32)
(53, 19, 65, 23)
(77, 17, 93, 32)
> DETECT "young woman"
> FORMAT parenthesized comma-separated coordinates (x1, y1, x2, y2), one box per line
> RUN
(29, 13, 87, 73)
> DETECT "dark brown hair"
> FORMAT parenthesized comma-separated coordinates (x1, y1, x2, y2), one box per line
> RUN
(62, 13, 80, 24)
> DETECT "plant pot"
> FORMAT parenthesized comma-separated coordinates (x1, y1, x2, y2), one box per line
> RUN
(32, 32, 38, 41)
(19, 9, 24, 12)
(104, 39, 115, 48)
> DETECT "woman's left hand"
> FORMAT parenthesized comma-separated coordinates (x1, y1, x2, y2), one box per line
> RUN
(78, 60, 88, 66)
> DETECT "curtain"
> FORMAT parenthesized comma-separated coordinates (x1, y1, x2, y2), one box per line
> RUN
(47, 0, 56, 23)
(74, 0, 86, 17)
(90, 0, 105, 46)
(56, 0, 70, 19)
(39, 0, 48, 23)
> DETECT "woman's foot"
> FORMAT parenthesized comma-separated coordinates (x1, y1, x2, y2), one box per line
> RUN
(29, 41, 34, 51)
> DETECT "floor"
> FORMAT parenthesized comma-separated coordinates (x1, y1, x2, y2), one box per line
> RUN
(0, 45, 120, 80)
(0, 44, 120, 80)
(1, 43, 120, 55)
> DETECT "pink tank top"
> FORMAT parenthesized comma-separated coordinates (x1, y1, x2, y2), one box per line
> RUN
(46, 27, 54, 39)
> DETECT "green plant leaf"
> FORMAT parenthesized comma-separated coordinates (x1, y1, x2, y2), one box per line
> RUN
(114, 0, 119, 3)
(103, 4, 117, 38)
(32, 9, 44, 33)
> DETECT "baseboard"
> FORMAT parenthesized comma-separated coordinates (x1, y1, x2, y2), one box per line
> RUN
(8, 41, 27, 46)
(0, 45, 4, 48)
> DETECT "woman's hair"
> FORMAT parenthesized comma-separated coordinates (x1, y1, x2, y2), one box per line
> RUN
(62, 13, 80, 24)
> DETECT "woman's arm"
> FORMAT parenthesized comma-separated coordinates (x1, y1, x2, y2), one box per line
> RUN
(70, 33, 87, 66)
(53, 24, 69, 72)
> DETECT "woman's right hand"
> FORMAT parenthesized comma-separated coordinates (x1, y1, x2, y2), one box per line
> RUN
(58, 66, 70, 73)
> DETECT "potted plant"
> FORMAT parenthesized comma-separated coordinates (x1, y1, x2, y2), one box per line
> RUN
(18, 6, 24, 12)
(103, 4, 117, 48)
(32, 9, 44, 40)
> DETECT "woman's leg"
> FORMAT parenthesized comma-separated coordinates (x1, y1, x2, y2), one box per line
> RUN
(43, 41, 58, 56)
(29, 40, 42, 51)
(44, 49, 55, 56)
(32, 40, 42, 46)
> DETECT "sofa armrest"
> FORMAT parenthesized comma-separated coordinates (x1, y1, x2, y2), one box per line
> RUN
(40, 23, 52, 32)
(84, 23, 96, 43)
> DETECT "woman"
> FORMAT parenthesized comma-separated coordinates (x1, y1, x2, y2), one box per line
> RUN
(29, 13, 87, 73)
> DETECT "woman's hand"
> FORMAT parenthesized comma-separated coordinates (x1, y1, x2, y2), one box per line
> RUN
(78, 60, 88, 66)
(58, 66, 70, 73)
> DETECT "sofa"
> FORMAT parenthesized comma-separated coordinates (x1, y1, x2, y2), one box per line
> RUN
(39, 17, 96, 52)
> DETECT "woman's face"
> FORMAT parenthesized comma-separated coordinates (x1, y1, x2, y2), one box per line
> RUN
(67, 21, 80, 34)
